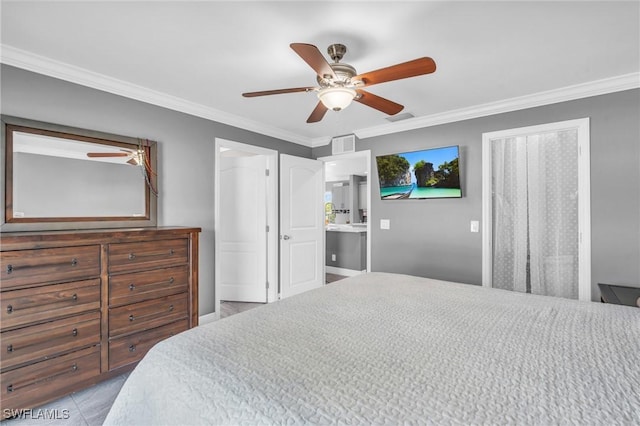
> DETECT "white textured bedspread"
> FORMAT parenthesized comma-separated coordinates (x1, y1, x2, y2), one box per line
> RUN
(104, 273, 640, 425)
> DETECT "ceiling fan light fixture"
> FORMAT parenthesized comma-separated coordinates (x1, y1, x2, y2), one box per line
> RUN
(318, 87, 356, 111)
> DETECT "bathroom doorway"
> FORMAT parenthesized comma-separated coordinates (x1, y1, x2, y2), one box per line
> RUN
(318, 150, 371, 277)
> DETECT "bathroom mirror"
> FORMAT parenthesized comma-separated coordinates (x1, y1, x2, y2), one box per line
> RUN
(1, 116, 157, 232)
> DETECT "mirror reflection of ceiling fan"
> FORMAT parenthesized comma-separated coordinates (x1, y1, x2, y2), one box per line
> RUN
(86, 149, 142, 165)
(242, 43, 436, 123)
(86, 139, 157, 196)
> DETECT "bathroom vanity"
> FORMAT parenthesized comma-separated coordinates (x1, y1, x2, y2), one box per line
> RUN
(325, 225, 367, 272)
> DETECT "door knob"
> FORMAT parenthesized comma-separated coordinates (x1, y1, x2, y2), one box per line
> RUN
(282, 235, 291, 240)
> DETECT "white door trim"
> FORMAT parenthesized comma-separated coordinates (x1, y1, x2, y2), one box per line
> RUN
(317, 150, 372, 273)
(214, 138, 278, 319)
(482, 118, 591, 301)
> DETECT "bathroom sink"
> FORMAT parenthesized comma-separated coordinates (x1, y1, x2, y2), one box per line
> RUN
(326, 224, 366, 232)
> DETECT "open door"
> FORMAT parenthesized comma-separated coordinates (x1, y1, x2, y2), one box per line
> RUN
(218, 155, 268, 303)
(280, 154, 325, 299)
(215, 138, 279, 317)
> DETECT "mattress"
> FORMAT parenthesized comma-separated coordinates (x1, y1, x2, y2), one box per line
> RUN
(104, 272, 640, 425)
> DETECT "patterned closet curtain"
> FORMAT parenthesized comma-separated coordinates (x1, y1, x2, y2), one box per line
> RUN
(491, 130, 579, 299)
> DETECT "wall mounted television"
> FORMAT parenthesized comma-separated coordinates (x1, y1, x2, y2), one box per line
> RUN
(375, 145, 461, 199)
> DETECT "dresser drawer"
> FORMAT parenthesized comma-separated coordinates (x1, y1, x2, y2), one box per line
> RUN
(1, 312, 101, 371)
(1, 279, 101, 330)
(109, 239, 188, 273)
(1, 346, 100, 414)
(0, 246, 100, 290)
(109, 265, 189, 307)
(109, 319, 188, 370)
(109, 293, 188, 337)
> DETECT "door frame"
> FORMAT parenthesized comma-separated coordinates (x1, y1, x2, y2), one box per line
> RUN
(318, 150, 372, 273)
(481, 118, 591, 301)
(214, 138, 278, 319)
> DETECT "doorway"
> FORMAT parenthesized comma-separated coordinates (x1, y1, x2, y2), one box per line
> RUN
(318, 150, 372, 276)
(214, 139, 278, 319)
(481, 118, 591, 301)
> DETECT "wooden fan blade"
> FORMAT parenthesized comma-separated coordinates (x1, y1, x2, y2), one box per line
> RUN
(242, 87, 315, 97)
(355, 90, 404, 115)
(87, 152, 129, 157)
(354, 57, 436, 86)
(306, 101, 328, 123)
(127, 158, 139, 166)
(290, 43, 337, 80)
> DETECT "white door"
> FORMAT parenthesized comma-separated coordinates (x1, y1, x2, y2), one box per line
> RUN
(219, 155, 268, 303)
(280, 154, 325, 299)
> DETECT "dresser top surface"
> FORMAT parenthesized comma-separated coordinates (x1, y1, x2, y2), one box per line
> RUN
(0, 226, 201, 250)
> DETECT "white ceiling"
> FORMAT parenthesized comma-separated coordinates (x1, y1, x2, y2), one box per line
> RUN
(1, 1, 639, 147)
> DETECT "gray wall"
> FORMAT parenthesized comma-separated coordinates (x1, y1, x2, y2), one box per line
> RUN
(1, 65, 311, 316)
(313, 89, 640, 300)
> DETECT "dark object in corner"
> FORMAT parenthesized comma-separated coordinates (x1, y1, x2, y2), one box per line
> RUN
(598, 283, 640, 308)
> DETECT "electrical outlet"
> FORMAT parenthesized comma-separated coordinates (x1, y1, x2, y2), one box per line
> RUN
(331, 254, 336, 261)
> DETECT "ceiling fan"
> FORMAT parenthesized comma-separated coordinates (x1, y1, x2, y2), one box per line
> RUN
(242, 43, 436, 123)
(86, 140, 158, 195)
(86, 149, 141, 165)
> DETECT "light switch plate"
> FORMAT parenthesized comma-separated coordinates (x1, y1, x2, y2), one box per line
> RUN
(470, 220, 479, 233)
(380, 219, 390, 230)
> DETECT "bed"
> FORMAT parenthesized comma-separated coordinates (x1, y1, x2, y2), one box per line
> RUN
(104, 272, 640, 425)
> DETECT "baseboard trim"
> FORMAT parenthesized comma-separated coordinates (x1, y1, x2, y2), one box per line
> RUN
(198, 312, 218, 325)
(326, 266, 365, 277)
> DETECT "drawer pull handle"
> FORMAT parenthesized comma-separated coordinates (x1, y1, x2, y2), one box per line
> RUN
(7, 363, 78, 393)
(129, 345, 136, 352)
(129, 314, 135, 322)
(169, 304, 174, 312)
(129, 283, 136, 291)
(5, 294, 78, 315)
(7, 344, 13, 353)
(5, 258, 82, 274)
(169, 277, 175, 284)
(72, 328, 78, 337)
(128, 249, 177, 261)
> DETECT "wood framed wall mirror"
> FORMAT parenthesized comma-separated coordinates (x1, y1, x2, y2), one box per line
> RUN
(1, 116, 158, 232)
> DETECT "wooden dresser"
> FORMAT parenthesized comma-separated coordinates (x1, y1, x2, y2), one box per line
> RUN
(0, 227, 200, 416)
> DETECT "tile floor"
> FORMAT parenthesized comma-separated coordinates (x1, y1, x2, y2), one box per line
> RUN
(4, 373, 128, 425)
(219, 300, 262, 318)
(4, 273, 349, 425)
(326, 272, 348, 284)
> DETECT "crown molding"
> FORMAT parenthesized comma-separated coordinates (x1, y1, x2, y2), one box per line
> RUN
(2, 45, 638, 147)
(0, 44, 314, 147)
(354, 72, 640, 140)
(309, 135, 333, 148)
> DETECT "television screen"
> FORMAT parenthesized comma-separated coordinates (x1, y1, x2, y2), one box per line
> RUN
(376, 145, 461, 199)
